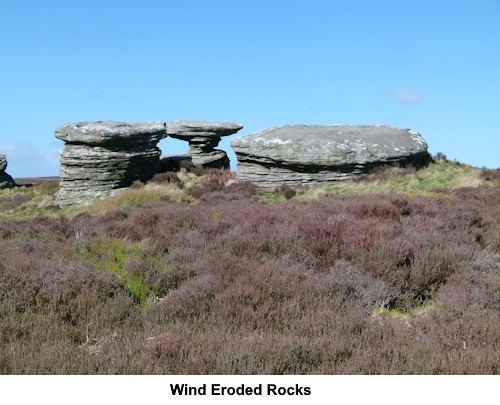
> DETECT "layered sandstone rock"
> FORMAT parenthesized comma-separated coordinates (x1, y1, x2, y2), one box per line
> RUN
(0, 154, 16, 189)
(230, 124, 431, 189)
(55, 121, 166, 207)
(165, 120, 243, 169)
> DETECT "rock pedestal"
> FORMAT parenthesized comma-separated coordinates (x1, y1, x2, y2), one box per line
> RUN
(165, 120, 243, 169)
(0, 154, 16, 189)
(230, 124, 431, 189)
(55, 121, 167, 207)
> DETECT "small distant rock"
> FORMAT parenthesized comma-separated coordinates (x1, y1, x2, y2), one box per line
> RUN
(0, 173, 16, 189)
(0, 154, 16, 189)
(166, 120, 243, 169)
(0, 155, 7, 173)
(230, 124, 431, 189)
(36, 196, 54, 209)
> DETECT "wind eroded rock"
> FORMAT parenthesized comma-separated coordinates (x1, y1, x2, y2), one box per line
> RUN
(230, 124, 431, 189)
(55, 121, 166, 207)
(0, 154, 16, 189)
(165, 120, 243, 169)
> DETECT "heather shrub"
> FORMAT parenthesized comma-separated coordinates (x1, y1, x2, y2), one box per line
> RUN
(180, 160, 205, 176)
(1, 179, 499, 374)
(274, 184, 296, 200)
(98, 209, 128, 223)
(0, 191, 33, 211)
(150, 171, 182, 187)
(130, 180, 144, 189)
(159, 275, 222, 320)
(201, 181, 260, 202)
(435, 152, 448, 161)
(481, 167, 500, 183)
(186, 169, 235, 199)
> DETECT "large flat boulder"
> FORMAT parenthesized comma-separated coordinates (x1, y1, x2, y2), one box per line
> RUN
(166, 120, 243, 168)
(55, 121, 167, 207)
(230, 124, 431, 189)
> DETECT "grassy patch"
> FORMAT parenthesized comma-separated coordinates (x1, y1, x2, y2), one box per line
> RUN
(77, 183, 194, 216)
(372, 300, 437, 321)
(177, 170, 201, 189)
(298, 160, 489, 199)
(1, 160, 496, 222)
(0, 183, 66, 220)
(75, 237, 172, 305)
(262, 192, 285, 202)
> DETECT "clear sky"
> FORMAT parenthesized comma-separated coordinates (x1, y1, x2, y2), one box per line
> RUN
(1, 0, 499, 177)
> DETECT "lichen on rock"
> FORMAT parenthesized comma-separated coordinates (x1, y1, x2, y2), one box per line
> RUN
(230, 124, 431, 189)
(55, 121, 167, 207)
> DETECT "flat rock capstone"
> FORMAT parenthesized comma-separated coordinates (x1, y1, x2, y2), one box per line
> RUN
(230, 124, 431, 189)
(55, 121, 167, 207)
(165, 120, 243, 168)
(0, 154, 16, 189)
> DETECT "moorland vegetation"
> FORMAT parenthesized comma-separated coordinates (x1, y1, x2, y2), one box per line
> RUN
(0, 158, 499, 374)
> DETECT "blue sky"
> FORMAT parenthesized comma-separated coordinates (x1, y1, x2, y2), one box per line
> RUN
(1, 0, 499, 177)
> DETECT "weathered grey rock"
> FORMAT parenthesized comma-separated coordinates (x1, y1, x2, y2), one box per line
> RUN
(166, 120, 243, 168)
(0, 154, 16, 189)
(55, 121, 167, 145)
(55, 121, 166, 207)
(36, 196, 54, 209)
(0, 172, 16, 189)
(0, 155, 7, 173)
(230, 124, 431, 189)
(159, 154, 192, 172)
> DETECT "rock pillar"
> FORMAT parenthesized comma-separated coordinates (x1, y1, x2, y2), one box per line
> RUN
(164, 120, 243, 169)
(55, 121, 167, 207)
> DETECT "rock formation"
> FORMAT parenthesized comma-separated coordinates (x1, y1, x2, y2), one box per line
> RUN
(230, 124, 431, 189)
(55, 121, 167, 207)
(0, 155, 6, 173)
(164, 120, 243, 169)
(0, 154, 16, 189)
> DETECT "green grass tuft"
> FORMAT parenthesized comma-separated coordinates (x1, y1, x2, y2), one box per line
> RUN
(74, 237, 166, 306)
(262, 193, 285, 202)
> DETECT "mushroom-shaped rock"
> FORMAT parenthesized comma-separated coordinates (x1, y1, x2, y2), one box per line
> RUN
(55, 121, 167, 207)
(164, 120, 243, 169)
(230, 124, 431, 189)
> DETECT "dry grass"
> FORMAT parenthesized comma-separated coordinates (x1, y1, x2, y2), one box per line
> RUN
(298, 160, 494, 199)
(77, 183, 193, 216)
